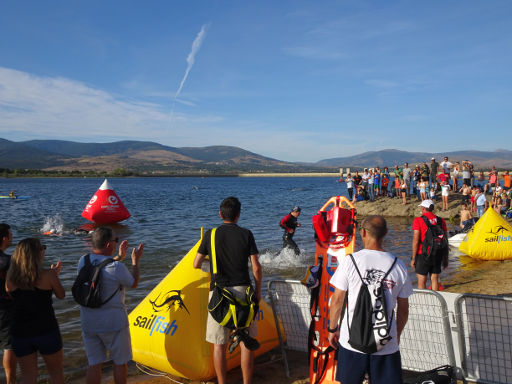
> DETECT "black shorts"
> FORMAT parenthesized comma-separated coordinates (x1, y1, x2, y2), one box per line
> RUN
(415, 253, 442, 276)
(11, 328, 62, 358)
(0, 305, 13, 350)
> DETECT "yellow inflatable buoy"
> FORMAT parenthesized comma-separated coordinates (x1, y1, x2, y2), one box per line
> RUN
(129, 229, 282, 381)
(459, 208, 512, 260)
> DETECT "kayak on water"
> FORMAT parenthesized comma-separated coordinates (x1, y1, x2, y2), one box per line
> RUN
(0, 195, 30, 199)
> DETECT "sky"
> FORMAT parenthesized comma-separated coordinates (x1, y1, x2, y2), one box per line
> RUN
(0, 1, 511, 162)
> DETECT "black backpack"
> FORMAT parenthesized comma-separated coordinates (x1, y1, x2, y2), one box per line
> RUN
(421, 216, 448, 260)
(346, 254, 397, 354)
(72, 254, 119, 308)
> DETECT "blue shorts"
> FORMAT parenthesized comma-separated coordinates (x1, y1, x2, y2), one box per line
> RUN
(11, 328, 62, 358)
(82, 326, 132, 366)
(336, 345, 403, 384)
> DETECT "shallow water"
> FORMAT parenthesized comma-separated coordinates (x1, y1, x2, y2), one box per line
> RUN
(0, 177, 465, 378)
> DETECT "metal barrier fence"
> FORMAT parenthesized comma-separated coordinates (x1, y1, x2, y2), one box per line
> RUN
(456, 294, 512, 384)
(268, 280, 512, 383)
(399, 289, 456, 372)
(268, 280, 312, 377)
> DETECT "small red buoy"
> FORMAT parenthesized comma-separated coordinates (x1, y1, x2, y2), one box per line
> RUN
(81, 179, 130, 224)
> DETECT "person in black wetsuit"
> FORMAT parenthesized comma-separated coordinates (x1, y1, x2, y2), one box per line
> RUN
(280, 206, 301, 255)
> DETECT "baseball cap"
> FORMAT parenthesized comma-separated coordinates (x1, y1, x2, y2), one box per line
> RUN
(292, 206, 301, 212)
(419, 199, 434, 208)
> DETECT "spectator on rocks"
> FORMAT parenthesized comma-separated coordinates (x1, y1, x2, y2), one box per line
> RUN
(403, 162, 412, 197)
(503, 170, 511, 191)
(343, 173, 355, 201)
(441, 181, 451, 211)
(460, 183, 471, 204)
(486, 166, 498, 195)
(462, 161, 471, 187)
(430, 158, 439, 187)
(368, 169, 375, 201)
(353, 171, 362, 195)
(452, 162, 461, 191)
(476, 188, 487, 217)
(440, 156, 453, 178)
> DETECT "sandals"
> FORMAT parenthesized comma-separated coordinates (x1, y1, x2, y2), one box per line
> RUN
(228, 329, 261, 353)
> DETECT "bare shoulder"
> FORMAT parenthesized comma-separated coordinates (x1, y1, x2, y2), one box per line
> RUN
(37, 269, 58, 289)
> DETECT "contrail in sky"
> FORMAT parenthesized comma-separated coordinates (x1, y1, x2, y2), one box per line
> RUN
(170, 24, 209, 123)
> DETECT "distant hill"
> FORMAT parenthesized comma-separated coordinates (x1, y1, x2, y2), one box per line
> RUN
(317, 149, 512, 169)
(2, 139, 510, 174)
(0, 138, 331, 174)
(0, 138, 66, 169)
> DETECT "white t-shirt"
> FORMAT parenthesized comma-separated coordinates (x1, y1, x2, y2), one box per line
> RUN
(440, 161, 453, 174)
(330, 249, 413, 355)
(346, 177, 354, 189)
(476, 193, 487, 206)
(403, 167, 411, 180)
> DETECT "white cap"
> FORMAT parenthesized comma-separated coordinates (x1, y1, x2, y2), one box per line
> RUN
(419, 199, 434, 208)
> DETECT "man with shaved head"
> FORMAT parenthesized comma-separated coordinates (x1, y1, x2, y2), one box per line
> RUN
(328, 215, 412, 384)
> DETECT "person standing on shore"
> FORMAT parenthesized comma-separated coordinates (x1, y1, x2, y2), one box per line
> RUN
(77, 227, 144, 384)
(440, 157, 453, 181)
(353, 171, 362, 195)
(411, 200, 448, 291)
(280, 206, 302, 255)
(344, 173, 355, 201)
(193, 196, 262, 384)
(430, 158, 439, 187)
(475, 188, 487, 217)
(328, 215, 412, 384)
(6, 238, 65, 384)
(403, 162, 412, 197)
(462, 161, 471, 187)
(0, 224, 16, 384)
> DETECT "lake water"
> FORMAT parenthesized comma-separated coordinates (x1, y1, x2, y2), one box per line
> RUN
(0, 177, 462, 378)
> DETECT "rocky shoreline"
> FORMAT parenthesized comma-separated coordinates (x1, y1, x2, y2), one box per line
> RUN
(350, 192, 468, 220)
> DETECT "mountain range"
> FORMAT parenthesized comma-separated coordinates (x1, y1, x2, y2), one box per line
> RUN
(1, 139, 511, 174)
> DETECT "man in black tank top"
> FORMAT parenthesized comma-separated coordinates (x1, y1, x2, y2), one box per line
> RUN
(194, 197, 262, 384)
(0, 223, 16, 384)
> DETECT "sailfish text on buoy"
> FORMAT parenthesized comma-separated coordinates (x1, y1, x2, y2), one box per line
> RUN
(82, 179, 130, 224)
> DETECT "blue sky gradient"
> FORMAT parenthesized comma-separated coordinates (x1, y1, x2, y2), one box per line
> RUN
(0, 1, 511, 162)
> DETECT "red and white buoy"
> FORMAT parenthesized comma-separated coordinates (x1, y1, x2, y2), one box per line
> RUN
(81, 179, 130, 224)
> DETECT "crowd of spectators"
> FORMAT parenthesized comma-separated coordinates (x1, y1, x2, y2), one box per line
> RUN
(339, 157, 512, 219)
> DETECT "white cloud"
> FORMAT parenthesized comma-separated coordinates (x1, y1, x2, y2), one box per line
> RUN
(0, 67, 372, 162)
(0, 67, 224, 142)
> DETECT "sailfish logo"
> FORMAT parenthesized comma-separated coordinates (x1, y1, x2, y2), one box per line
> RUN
(149, 290, 190, 314)
(487, 225, 510, 235)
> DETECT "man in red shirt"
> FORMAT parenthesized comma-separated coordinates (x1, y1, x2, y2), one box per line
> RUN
(411, 200, 448, 291)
